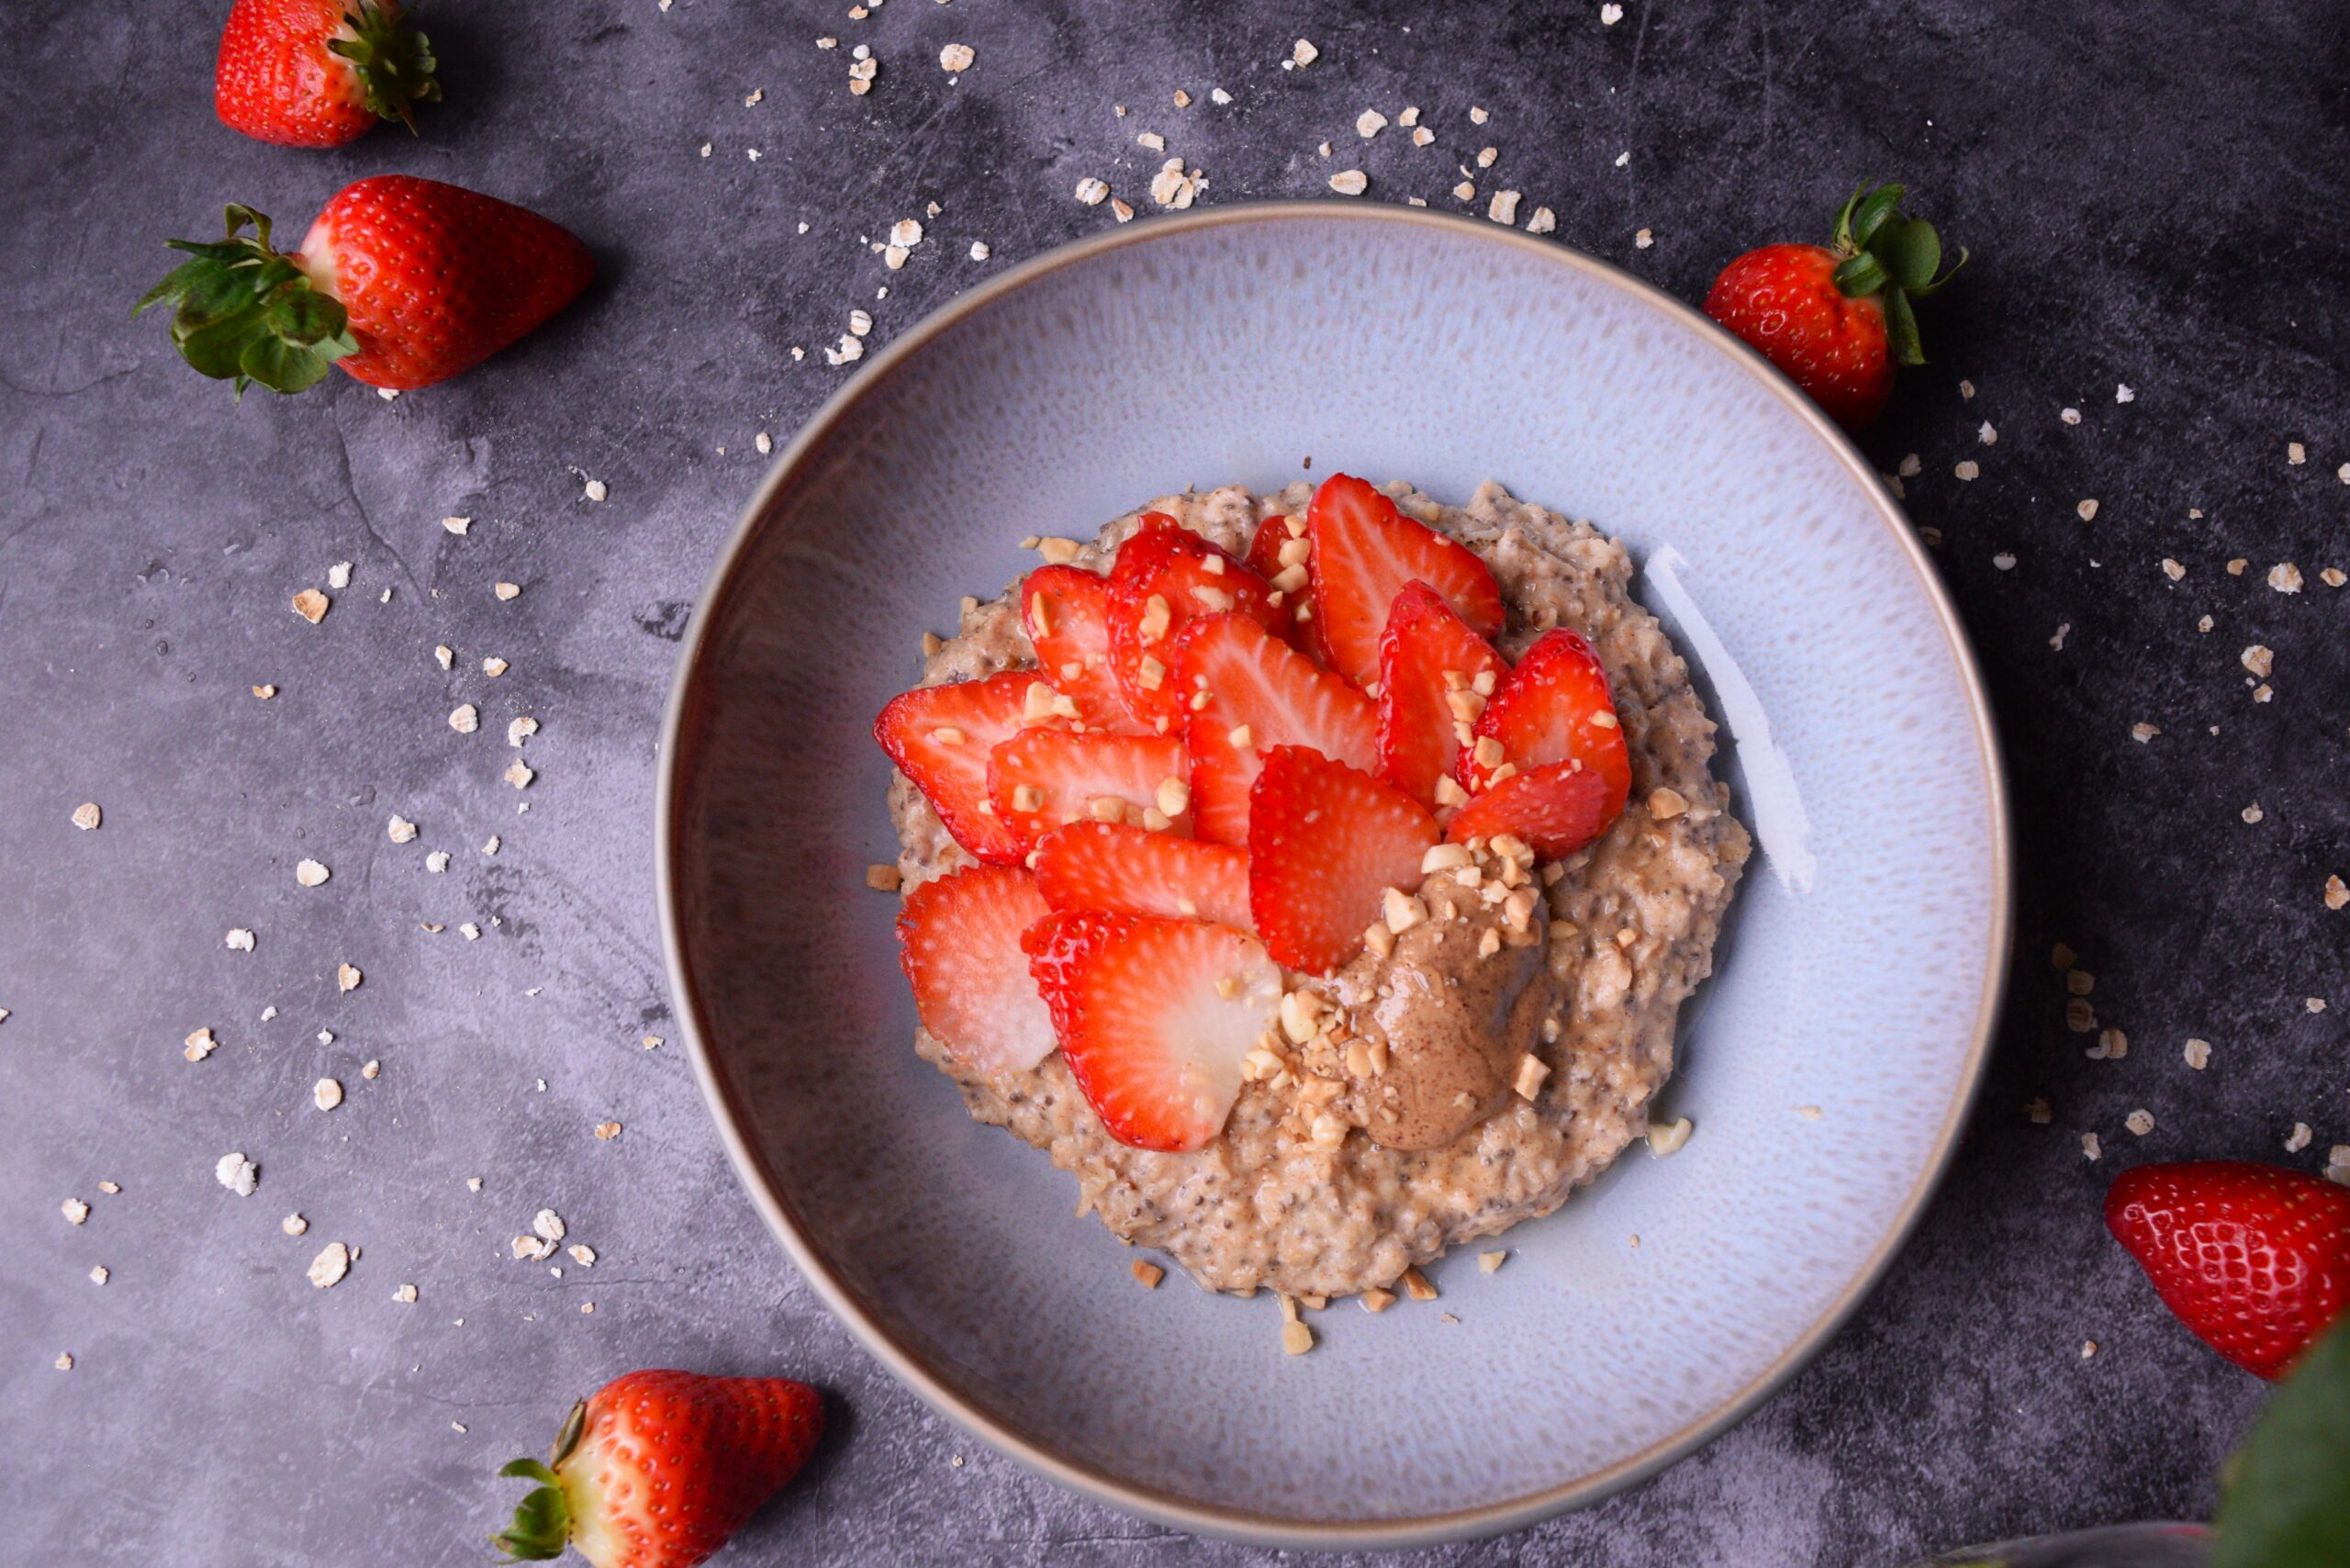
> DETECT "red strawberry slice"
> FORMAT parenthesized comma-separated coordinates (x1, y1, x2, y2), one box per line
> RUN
(987, 729, 1192, 850)
(1032, 916, 1282, 1152)
(2107, 1160, 2350, 1380)
(1021, 908, 1139, 1044)
(1034, 821, 1253, 929)
(1458, 629, 1634, 825)
(875, 671, 1043, 865)
(1243, 511, 1317, 639)
(1445, 760, 1616, 857)
(1174, 613, 1379, 846)
(1248, 745, 1440, 975)
(894, 866, 1058, 1075)
(1243, 513, 1302, 581)
(1019, 564, 1147, 734)
(1105, 513, 1286, 729)
(1306, 474, 1504, 687)
(1376, 581, 1509, 808)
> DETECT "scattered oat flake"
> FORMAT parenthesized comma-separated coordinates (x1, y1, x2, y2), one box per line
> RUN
(594, 1121, 621, 1140)
(62, 1197, 89, 1226)
(643, 1035, 664, 1050)
(2268, 563, 2303, 594)
(296, 858, 330, 888)
(1477, 1249, 1506, 1273)
(1487, 189, 1521, 224)
(2081, 1133, 2102, 1161)
(1993, 553, 2017, 571)
(1356, 108, 1387, 139)
(2287, 441, 2306, 465)
(1602, 1, 1624, 18)
(71, 801, 101, 831)
(582, 477, 609, 502)
(460, 922, 481, 941)
(90, 1266, 108, 1285)
(2025, 1098, 2052, 1125)
(2286, 1122, 2314, 1153)
(494, 580, 520, 601)
(1979, 421, 1998, 446)
(291, 588, 330, 623)
(2125, 1109, 2154, 1137)
(314, 1078, 343, 1111)
(1074, 176, 1109, 207)
(2062, 407, 2082, 424)
(1954, 460, 1980, 481)
(504, 759, 535, 790)
(2322, 567, 2346, 588)
(533, 1210, 565, 1243)
(2115, 384, 2135, 403)
(890, 218, 923, 250)
(2161, 558, 2184, 581)
(425, 850, 450, 874)
(184, 1025, 219, 1062)
(216, 1152, 258, 1195)
(1795, 1104, 1823, 1120)
(224, 926, 257, 954)
(449, 704, 479, 734)
(968, 241, 990, 261)
(938, 41, 972, 71)
(1327, 169, 1368, 196)
(1290, 38, 1317, 68)
(1634, 227, 1654, 249)
(337, 963, 362, 993)
(2131, 722, 2160, 744)
(1526, 207, 1556, 235)
(482, 656, 509, 678)
(2183, 1037, 2212, 1070)
(308, 1241, 350, 1289)
(252, 683, 276, 699)
(1452, 179, 1476, 202)
(1411, 126, 1435, 147)
(55, 1353, 72, 1372)
(2324, 876, 2347, 912)
(1111, 198, 1135, 223)
(2242, 803, 2264, 824)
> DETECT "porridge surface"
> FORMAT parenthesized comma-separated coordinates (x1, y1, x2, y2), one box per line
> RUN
(887, 479, 1751, 1298)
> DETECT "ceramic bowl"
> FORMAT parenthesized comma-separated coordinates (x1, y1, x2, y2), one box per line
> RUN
(657, 203, 2009, 1548)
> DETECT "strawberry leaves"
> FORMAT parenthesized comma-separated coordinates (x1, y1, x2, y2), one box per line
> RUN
(324, 0, 442, 134)
(2212, 1318, 2350, 1568)
(1824, 180, 1966, 369)
(135, 206, 357, 397)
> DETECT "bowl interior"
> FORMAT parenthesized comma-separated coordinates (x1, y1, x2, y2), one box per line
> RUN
(662, 207, 2004, 1543)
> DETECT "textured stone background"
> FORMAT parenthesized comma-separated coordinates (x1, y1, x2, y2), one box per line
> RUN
(4, 2, 2345, 1563)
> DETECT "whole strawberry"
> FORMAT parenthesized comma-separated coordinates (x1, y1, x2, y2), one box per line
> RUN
(1703, 181, 1965, 433)
(496, 1371, 824, 1568)
(216, 0, 440, 147)
(136, 177, 594, 395)
(2106, 1160, 2350, 1380)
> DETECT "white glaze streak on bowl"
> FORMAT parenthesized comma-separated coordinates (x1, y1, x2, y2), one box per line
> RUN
(656, 203, 2009, 1549)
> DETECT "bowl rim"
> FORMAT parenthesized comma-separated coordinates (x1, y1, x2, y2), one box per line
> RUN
(655, 199, 2013, 1550)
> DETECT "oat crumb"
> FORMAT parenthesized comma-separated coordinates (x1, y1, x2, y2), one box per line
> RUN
(308, 1241, 350, 1289)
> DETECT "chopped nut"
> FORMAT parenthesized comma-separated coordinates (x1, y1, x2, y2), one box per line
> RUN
(1281, 1320, 1315, 1356)
(1382, 888, 1429, 935)
(1511, 1052, 1550, 1101)
(1400, 1267, 1438, 1302)
(1647, 787, 1689, 821)
(1647, 1115, 1694, 1156)
(867, 863, 903, 891)
(1130, 1260, 1164, 1289)
(1478, 1250, 1505, 1273)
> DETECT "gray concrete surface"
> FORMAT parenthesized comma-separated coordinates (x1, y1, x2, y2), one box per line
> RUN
(4, 1, 2345, 1563)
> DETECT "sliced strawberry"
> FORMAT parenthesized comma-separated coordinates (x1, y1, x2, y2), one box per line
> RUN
(1173, 613, 1380, 846)
(1033, 821, 1253, 929)
(1039, 916, 1282, 1152)
(1243, 513, 1301, 580)
(987, 729, 1192, 850)
(1375, 581, 1510, 808)
(1248, 745, 1439, 975)
(1457, 629, 1633, 823)
(1445, 760, 1616, 857)
(895, 865, 1057, 1075)
(874, 671, 1043, 865)
(1306, 474, 1504, 687)
(1019, 565, 1147, 734)
(1105, 513, 1286, 729)
(1022, 908, 1139, 1044)
(1246, 511, 1320, 646)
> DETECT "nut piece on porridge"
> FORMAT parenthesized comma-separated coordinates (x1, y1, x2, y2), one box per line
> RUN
(876, 475, 1749, 1299)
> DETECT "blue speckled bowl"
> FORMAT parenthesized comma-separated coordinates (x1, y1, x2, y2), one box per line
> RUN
(657, 204, 2009, 1548)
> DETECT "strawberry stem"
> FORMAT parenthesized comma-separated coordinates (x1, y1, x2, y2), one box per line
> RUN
(1823, 180, 1965, 364)
(133, 206, 358, 398)
(323, 0, 441, 134)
